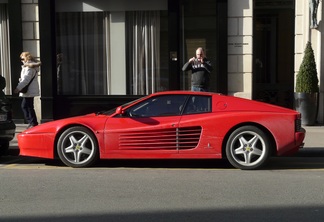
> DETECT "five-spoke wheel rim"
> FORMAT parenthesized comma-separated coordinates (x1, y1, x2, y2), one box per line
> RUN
(229, 130, 267, 167)
(59, 130, 96, 165)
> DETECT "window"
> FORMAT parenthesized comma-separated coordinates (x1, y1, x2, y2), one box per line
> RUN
(55, 0, 168, 96)
(125, 94, 211, 117)
(126, 11, 169, 95)
(56, 12, 109, 95)
(126, 95, 188, 117)
(183, 95, 211, 114)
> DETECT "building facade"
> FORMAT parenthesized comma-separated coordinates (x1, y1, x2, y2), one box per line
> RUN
(0, 0, 323, 124)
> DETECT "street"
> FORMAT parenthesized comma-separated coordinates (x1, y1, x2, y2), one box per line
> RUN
(0, 126, 324, 221)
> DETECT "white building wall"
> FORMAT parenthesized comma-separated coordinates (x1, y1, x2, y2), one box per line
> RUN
(227, 0, 253, 99)
(21, 0, 41, 121)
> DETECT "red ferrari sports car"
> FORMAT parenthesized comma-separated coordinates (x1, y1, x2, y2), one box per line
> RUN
(18, 91, 305, 170)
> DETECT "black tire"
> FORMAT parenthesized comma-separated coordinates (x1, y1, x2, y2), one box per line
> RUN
(57, 126, 99, 168)
(226, 126, 270, 170)
(0, 141, 9, 156)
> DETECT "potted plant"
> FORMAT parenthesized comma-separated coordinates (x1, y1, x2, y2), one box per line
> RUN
(294, 41, 319, 125)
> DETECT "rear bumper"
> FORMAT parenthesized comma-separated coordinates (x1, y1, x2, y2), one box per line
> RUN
(278, 128, 306, 156)
(296, 127, 306, 146)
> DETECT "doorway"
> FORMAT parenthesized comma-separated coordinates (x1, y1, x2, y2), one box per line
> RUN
(180, 0, 217, 91)
(253, 0, 295, 108)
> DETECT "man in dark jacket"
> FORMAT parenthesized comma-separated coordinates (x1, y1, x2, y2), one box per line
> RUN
(182, 47, 213, 91)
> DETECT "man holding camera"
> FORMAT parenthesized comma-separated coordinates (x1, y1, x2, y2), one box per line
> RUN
(182, 47, 213, 92)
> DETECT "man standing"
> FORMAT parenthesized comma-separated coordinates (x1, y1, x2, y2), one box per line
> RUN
(182, 47, 213, 91)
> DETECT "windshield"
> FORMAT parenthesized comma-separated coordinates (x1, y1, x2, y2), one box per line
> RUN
(97, 96, 148, 116)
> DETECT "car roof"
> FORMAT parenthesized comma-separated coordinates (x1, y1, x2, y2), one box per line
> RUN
(151, 90, 219, 96)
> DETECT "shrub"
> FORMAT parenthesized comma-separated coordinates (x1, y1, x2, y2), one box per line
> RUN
(296, 41, 319, 93)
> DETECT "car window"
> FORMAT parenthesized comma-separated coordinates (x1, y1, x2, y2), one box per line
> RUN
(183, 95, 211, 115)
(127, 95, 188, 117)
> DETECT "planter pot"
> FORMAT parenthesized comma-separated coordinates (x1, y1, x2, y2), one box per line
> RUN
(294, 92, 318, 126)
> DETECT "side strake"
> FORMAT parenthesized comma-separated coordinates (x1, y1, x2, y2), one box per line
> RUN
(119, 126, 202, 150)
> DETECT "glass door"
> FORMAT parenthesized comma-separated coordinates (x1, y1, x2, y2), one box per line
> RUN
(253, 1, 295, 108)
(180, 0, 218, 92)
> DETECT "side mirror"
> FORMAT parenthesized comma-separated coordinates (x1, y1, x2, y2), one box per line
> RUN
(115, 106, 124, 115)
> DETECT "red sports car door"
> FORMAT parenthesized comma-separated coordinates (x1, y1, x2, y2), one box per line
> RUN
(103, 94, 189, 157)
(104, 116, 181, 156)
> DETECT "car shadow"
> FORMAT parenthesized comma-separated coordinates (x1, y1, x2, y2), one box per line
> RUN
(2, 205, 324, 222)
(264, 147, 324, 170)
(94, 159, 234, 169)
(2, 147, 324, 170)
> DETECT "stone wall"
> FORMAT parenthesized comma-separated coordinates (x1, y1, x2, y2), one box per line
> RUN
(227, 0, 253, 99)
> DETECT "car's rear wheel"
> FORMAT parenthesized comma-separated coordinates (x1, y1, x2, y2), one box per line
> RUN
(57, 126, 99, 168)
(226, 126, 270, 170)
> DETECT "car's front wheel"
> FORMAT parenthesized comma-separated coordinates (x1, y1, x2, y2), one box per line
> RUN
(57, 126, 99, 168)
(226, 126, 270, 170)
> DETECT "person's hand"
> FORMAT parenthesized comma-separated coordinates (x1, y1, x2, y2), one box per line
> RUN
(14, 88, 20, 94)
(189, 57, 195, 63)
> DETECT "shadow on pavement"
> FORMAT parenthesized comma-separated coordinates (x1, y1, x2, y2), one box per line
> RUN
(2, 146, 324, 170)
(1, 205, 324, 222)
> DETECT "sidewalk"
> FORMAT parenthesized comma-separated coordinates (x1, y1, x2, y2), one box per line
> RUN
(9, 124, 324, 149)
(302, 126, 324, 148)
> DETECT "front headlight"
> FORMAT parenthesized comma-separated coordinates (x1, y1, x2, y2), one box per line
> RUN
(1, 105, 11, 112)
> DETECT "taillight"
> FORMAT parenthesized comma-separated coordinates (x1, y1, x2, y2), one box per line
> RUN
(295, 118, 302, 132)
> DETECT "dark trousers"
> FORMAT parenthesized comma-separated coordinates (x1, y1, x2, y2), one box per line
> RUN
(21, 97, 38, 126)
